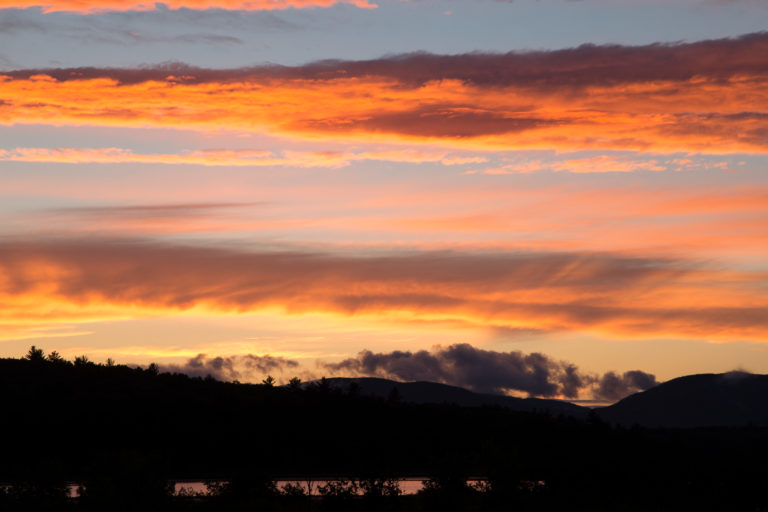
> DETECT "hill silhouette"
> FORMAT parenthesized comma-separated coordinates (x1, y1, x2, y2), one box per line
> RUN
(321, 377, 588, 418)
(597, 371, 768, 428)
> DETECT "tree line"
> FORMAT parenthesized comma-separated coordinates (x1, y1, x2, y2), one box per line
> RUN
(3, 346, 768, 511)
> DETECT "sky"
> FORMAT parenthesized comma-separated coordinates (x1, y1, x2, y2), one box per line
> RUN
(1, 0, 767, 401)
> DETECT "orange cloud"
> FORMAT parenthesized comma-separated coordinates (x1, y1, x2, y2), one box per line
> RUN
(2, 33, 767, 153)
(0, 0, 375, 13)
(1, 239, 766, 342)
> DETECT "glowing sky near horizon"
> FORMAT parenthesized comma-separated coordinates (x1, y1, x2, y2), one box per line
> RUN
(1, 0, 767, 399)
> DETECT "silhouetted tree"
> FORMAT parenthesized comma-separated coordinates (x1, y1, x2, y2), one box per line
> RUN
(207, 473, 278, 510)
(25, 345, 45, 362)
(318, 479, 358, 512)
(317, 376, 331, 393)
(281, 482, 311, 511)
(0, 480, 70, 511)
(46, 350, 66, 364)
(420, 473, 482, 512)
(262, 375, 276, 387)
(359, 477, 401, 512)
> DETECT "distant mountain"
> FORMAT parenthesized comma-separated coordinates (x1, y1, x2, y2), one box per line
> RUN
(597, 372, 768, 428)
(319, 377, 588, 418)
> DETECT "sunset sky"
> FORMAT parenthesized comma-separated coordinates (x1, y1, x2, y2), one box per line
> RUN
(1, 0, 767, 401)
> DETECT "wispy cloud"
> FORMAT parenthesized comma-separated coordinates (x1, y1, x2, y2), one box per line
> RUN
(476, 155, 669, 174)
(1, 238, 766, 342)
(0, 0, 377, 13)
(0, 10, 46, 33)
(48, 201, 262, 217)
(0, 147, 483, 167)
(158, 352, 299, 381)
(0, 54, 19, 70)
(75, 29, 244, 45)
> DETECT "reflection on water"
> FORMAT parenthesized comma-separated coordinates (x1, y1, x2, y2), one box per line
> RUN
(173, 478, 485, 496)
(63, 478, 489, 498)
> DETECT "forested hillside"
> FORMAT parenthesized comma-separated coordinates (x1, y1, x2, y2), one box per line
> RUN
(3, 349, 768, 511)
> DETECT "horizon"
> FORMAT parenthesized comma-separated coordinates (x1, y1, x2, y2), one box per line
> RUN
(5, 344, 763, 407)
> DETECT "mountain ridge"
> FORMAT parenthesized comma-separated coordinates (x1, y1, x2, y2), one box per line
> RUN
(318, 372, 768, 429)
(596, 371, 768, 428)
(317, 376, 589, 418)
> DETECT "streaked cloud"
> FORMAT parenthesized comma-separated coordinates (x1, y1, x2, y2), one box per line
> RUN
(0, 0, 758, 15)
(475, 155, 669, 174)
(3, 175, 766, 262)
(2, 33, 767, 153)
(73, 29, 244, 45)
(0, 146, 484, 167)
(1, 238, 766, 343)
(0, 0, 377, 14)
(47, 201, 262, 217)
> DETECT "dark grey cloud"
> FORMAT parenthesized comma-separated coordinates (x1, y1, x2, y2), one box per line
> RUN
(594, 370, 658, 401)
(156, 344, 657, 400)
(7, 31, 767, 86)
(158, 353, 299, 381)
(321, 343, 658, 400)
